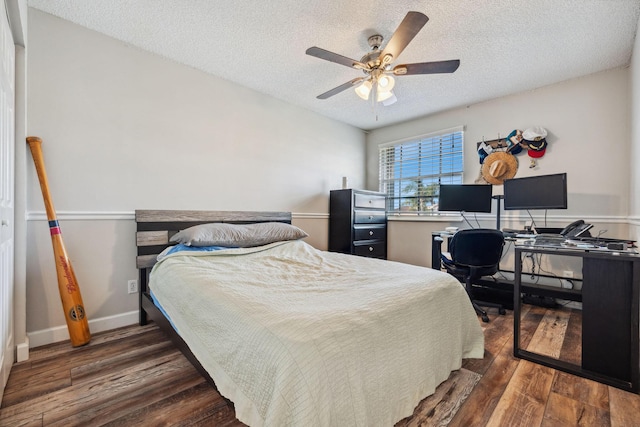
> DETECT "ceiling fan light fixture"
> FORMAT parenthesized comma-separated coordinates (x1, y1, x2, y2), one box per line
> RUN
(378, 75, 395, 92)
(382, 93, 398, 106)
(355, 77, 396, 102)
(376, 90, 394, 102)
(355, 80, 372, 100)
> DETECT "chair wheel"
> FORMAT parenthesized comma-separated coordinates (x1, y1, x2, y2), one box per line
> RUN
(481, 314, 490, 323)
(499, 308, 506, 315)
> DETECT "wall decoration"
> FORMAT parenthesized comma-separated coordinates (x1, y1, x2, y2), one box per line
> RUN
(522, 126, 548, 168)
(477, 137, 505, 164)
(505, 129, 525, 154)
(476, 130, 525, 164)
(480, 151, 518, 185)
(475, 126, 549, 183)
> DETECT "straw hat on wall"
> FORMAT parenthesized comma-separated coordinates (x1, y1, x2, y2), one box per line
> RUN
(481, 152, 518, 185)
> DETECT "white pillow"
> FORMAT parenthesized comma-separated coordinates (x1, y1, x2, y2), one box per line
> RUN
(169, 222, 308, 247)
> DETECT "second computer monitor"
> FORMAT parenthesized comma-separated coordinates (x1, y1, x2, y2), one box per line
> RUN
(438, 184, 493, 213)
(503, 173, 567, 210)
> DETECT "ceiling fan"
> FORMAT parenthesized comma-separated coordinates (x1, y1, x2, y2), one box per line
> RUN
(306, 11, 459, 105)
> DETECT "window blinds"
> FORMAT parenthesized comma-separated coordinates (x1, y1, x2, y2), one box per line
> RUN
(379, 127, 464, 213)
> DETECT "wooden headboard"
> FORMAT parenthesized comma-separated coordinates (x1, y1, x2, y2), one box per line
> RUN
(135, 209, 292, 269)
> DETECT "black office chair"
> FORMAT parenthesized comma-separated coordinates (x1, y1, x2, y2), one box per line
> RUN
(441, 228, 506, 322)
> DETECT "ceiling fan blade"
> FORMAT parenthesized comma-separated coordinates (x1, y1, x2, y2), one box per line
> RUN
(316, 77, 365, 99)
(379, 11, 429, 64)
(306, 47, 368, 70)
(392, 59, 460, 75)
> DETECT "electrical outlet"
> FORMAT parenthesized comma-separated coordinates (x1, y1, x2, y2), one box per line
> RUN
(127, 279, 138, 294)
(562, 270, 574, 278)
(561, 279, 574, 289)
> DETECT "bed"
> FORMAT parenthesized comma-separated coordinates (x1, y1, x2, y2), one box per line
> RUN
(135, 210, 484, 426)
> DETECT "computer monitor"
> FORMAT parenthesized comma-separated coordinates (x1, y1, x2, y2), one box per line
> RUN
(438, 184, 493, 213)
(503, 173, 567, 210)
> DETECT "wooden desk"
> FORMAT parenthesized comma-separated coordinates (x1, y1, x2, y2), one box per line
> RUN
(513, 245, 640, 393)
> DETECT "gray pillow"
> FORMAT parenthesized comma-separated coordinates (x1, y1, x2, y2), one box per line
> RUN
(169, 222, 308, 247)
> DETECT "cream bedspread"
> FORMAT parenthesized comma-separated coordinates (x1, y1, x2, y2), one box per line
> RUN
(150, 240, 484, 427)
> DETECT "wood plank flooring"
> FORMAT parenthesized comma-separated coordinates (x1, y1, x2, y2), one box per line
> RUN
(2, 306, 639, 426)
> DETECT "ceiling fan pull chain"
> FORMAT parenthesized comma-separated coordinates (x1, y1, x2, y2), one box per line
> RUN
(371, 77, 379, 120)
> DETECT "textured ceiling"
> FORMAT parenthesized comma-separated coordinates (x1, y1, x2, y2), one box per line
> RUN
(28, 0, 640, 131)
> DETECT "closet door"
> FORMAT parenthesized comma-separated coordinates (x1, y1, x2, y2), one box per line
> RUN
(0, 2, 15, 401)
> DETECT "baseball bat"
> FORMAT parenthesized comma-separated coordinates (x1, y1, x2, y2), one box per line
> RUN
(26, 136, 91, 347)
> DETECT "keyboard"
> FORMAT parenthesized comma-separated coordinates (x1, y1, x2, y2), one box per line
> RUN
(503, 229, 533, 239)
(536, 233, 564, 238)
(533, 234, 566, 246)
(502, 228, 529, 234)
(515, 233, 536, 238)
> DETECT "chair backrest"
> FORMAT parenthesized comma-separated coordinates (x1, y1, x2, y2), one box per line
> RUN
(449, 228, 505, 268)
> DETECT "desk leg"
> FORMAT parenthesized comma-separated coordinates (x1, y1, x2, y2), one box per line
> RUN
(582, 258, 633, 382)
(513, 249, 523, 357)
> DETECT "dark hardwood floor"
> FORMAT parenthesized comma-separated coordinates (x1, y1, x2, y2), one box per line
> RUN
(1, 306, 639, 426)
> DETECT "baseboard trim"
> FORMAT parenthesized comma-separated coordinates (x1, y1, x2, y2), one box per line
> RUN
(16, 338, 29, 363)
(27, 310, 139, 350)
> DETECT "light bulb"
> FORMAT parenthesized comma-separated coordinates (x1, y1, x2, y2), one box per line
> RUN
(378, 75, 395, 92)
(355, 80, 372, 100)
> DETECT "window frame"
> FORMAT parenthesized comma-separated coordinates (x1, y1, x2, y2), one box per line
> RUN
(378, 126, 465, 215)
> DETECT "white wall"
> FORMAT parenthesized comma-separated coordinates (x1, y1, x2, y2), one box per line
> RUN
(24, 10, 365, 344)
(367, 67, 632, 267)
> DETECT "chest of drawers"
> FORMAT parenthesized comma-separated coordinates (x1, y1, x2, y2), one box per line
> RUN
(329, 189, 387, 259)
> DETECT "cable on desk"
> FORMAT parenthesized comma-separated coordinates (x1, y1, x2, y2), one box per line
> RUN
(535, 254, 566, 288)
(461, 212, 474, 229)
(500, 240, 513, 262)
(526, 209, 538, 231)
(473, 213, 481, 229)
(521, 252, 545, 285)
(493, 240, 514, 282)
(526, 252, 536, 280)
(519, 252, 574, 287)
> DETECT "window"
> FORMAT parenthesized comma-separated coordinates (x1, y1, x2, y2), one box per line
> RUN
(379, 126, 464, 214)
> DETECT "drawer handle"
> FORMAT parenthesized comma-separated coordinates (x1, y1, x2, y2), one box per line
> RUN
(369, 230, 374, 236)
(368, 215, 373, 220)
(368, 200, 372, 204)
(369, 246, 374, 252)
